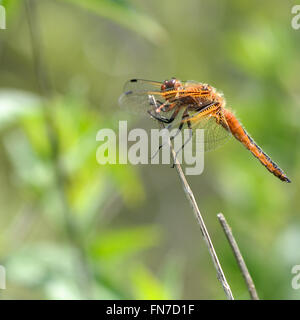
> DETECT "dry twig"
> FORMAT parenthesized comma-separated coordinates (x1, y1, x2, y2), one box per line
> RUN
(217, 213, 259, 300)
(165, 134, 234, 300)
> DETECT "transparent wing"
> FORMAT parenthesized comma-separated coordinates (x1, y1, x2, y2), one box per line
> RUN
(118, 79, 204, 115)
(183, 80, 203, 86)
(118, 79, 167, 115)
(189, 109, 232, 152)
(166, 108, 231, 152)
(123, 79, 162, 92)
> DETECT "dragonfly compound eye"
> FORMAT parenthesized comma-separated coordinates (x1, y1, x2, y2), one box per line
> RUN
(162, 79, 178, 91)
(161, 82, 167, 91)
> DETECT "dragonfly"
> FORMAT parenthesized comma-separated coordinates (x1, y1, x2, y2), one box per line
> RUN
(119, 78, 291, 183)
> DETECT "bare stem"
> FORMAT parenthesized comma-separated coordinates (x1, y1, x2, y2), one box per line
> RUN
(217, 213, 259, 300)
(166, 137, 234, 299)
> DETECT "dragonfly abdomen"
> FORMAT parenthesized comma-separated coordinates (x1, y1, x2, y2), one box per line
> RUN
(223, 109, 291, 183)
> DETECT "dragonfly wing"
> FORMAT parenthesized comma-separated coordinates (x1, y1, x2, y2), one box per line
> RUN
(123, 79, 162, 92)
(189, 109, 232, 152)
(119, 79, 165, 115)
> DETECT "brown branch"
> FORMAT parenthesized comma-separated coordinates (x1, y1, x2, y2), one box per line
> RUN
(165, 134, 234, 300)
(217, 213, 259, 300)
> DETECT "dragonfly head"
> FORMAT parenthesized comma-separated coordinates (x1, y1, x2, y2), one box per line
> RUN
(161, 78, 181, 92)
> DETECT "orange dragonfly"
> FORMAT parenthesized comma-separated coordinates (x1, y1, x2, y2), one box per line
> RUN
(119, 78, 291, 183)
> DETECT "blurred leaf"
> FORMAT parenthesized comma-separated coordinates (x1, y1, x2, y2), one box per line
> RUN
(89, 225, 162, 260)
(60, 0, 168, 45)
(3, 130, 54, 189)
(131, 264, 169, 299)
(226, 24, 292, 79)
(49, 95, 145, 213)
(0, 0, 21, 18)
(6, 243, 76, 287)
(20, 112, 51, 159)
(159, 255, 184, 300)
(275, 226, 300, 266)
(44, 277, 82, 299)
(0, 89, 41, 129)
(92, 282, 124, 300)
(108, 164, 145, 207)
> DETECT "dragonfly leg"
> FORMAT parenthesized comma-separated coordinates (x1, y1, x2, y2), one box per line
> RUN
(159, 102, 177, 113)
(172, 111, 193, 167)
(150, 109, 183, 160)
(149, 98, 163, 107)
(148, 96, 169, 113)
(147, 107, 180, 124)
(148, 96, 178, 120)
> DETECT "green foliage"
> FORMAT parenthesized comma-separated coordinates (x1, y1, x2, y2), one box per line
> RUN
(59, 0, 167, 45)
(0, 0, 299, 300)
(89, 225, 161, 260)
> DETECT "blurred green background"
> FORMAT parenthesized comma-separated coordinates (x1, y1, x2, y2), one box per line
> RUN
(0, 0, 299, 299)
